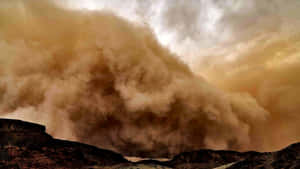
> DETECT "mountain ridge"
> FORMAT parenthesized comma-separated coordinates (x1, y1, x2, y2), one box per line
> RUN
(0, 118, 299, 169)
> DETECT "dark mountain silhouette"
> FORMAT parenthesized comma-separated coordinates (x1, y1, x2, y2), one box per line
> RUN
(0, 118, 299, 169)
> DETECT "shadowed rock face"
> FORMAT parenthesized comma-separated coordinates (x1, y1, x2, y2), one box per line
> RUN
(1, 118, 300, 169)
(226, 143, 300, 169)
(0, 119, 129, 168)
(0, 119, 51, 147)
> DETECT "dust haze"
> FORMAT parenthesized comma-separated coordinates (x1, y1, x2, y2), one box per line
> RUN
(0, 0, 299, 158)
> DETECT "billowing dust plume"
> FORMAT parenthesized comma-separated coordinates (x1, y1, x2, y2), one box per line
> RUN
(203, 32, 300, 153)
(0, 0, 291, 158)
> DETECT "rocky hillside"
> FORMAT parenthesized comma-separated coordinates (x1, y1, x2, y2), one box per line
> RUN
(0, 118, 299, 169)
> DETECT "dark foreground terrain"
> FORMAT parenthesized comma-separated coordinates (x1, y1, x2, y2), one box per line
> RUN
(0, 119, 299, 169)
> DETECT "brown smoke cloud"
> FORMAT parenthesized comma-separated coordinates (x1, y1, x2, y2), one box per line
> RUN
(1, 0, 297, 158)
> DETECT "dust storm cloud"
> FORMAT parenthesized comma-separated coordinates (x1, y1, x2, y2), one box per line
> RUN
(0, 0, 299, 158)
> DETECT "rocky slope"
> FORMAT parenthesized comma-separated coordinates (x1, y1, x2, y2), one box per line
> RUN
(0, 118, 299, 169)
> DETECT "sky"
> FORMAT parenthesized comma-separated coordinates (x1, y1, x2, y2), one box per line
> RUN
(57, 0, 300, 70)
